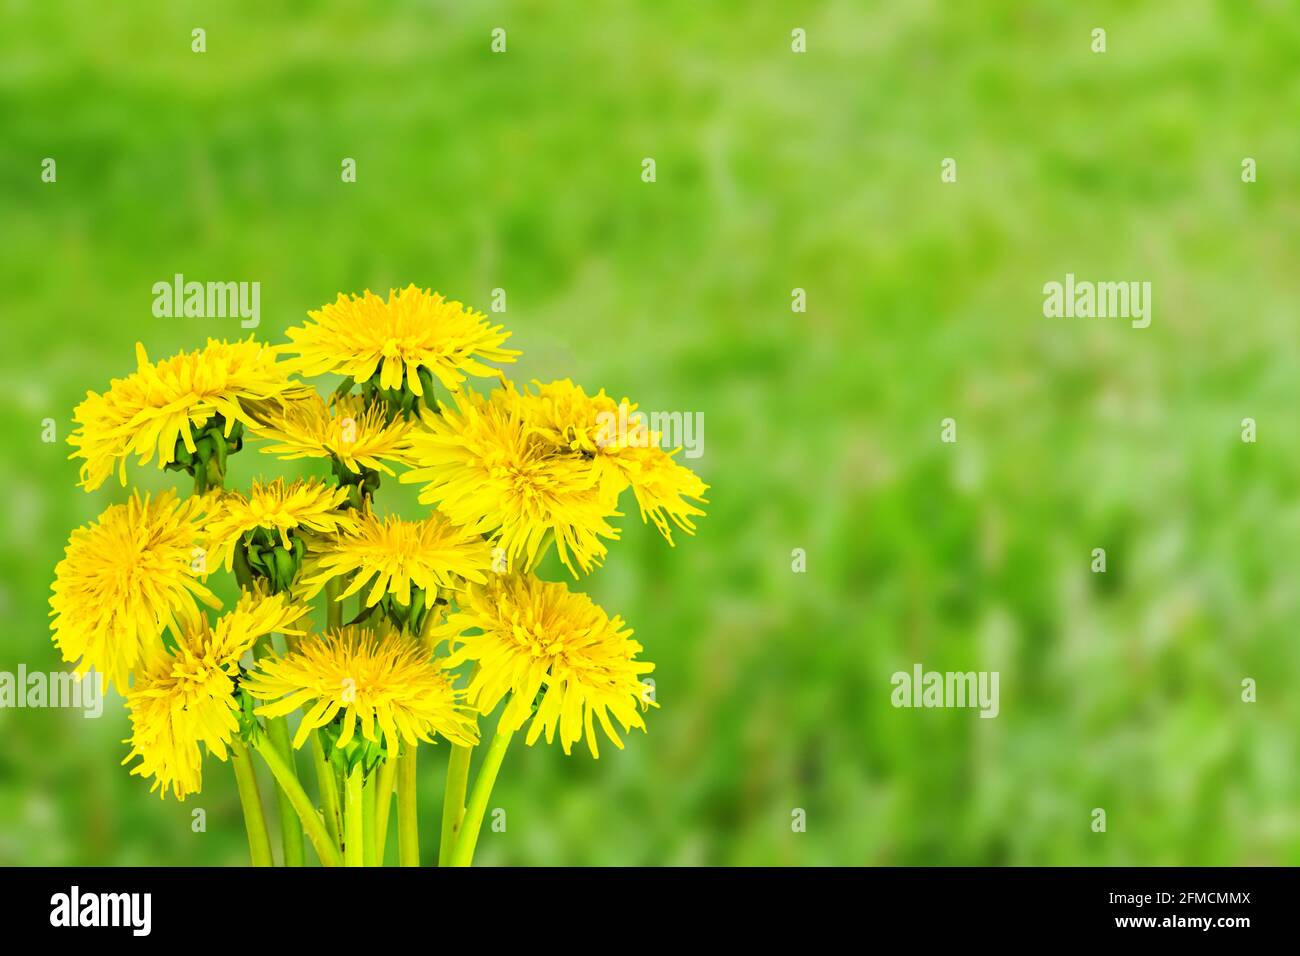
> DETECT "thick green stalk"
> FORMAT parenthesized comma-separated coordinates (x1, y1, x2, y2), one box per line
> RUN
(373, 753, 398, 865)
(448, 727, 514, 867)
(265, 719, 305, 866)
(310, 730, 342, 851)
(192, 463, 224, 497)
(344, 765, 365, 867)
(362, 773, 378, 866)
(438, 663, 479, 865)
(230, 741, 274, 867)
(397, 746, 420, 867)
(326, 576, 343, 630)
(255, 641, 304, 867)
(252, 737, 343, 868)
(439, 744, 473, 866)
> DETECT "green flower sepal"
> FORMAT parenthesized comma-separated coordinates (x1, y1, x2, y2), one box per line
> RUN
(166, 415, 244, 493)
(232, 527, 306, 594)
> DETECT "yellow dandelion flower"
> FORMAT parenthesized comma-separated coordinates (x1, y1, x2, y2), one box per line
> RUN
(298, 510, 490, 608)
(615, 444, 709, 544)
(515, 379, 709, 544)
(68, 338, 304, 491)
(442, 575, 654, 758)
(516, 378, 621, 456)
(283, 285, 519, 395)
(49, 490, 220, 692)
(122, 590, 308, 800)
(205, 478, 357, 571)
(248, 393, 418, 476)
(399, 388, 620, 576)
(243, 625, 479, 753)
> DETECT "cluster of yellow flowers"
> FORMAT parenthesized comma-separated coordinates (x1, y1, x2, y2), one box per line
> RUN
(48, 286, 707, 867)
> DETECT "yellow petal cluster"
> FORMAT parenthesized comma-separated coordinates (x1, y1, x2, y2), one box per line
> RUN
(243, 625, 479, 754)
(442, 575, 654, 758)
(123, 591, 307, 799)
(49, 490, 220, 691)
(401, 380, 707, 575)
(205, 478, 357, 571)
(401, 388, 620, 575)
(282, 285, 518, 394)
(248, 393, 419, 476)
(298, 510, 490, 607)
(68, 338, 303, 491)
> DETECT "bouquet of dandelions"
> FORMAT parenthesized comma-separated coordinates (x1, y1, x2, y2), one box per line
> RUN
(49, 286, 707, 867)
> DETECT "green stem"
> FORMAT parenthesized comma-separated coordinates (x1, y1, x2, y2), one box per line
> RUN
(344, 764, 365, 867)
(266, 718, 305, 866)
(326, 576, 343, 631)
(362, 773, 378, 867)
(449, 727, 514, 867)
(252, 737, 343, 867)
(310, 730, 342, 851)
(230, 741, 274, 867)
(397, 745, 420, 867)
(374, 753, 398, 865)
(255, 641, 304, 867)
(439, 744, 473, 866)
(192, 462, 224, 497)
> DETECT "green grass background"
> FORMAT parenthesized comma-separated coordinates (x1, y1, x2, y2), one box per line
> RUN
(2, 0, 1299, 865)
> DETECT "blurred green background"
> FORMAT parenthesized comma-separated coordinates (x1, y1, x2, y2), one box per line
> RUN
(3, 0, 1299, 865)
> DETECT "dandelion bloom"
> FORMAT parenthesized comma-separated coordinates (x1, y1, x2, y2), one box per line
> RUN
(298, 510, 490, 608)
(247, 393, 418, 476)
(517, 379, 709, 544)
(613, 443, 710, 544)
(442, 575, 655, 758)
(49, 491, 220, 691)
(205, 478, 357, 571)
(400, 387, 620, 576)
(122, 591, 307, 800)
(67, 339, 303, 491)
(282, 286, 519, 395)
(243, 625, 479, 753)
